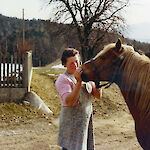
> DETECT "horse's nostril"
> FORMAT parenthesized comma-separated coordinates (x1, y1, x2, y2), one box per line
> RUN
(81, 72, 88, 82)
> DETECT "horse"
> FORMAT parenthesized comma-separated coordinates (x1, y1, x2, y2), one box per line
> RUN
(81, 39, 150, 150)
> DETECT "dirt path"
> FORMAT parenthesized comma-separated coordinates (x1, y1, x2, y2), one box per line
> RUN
(0, 118, 60, 150)
(94, 112, 141, 150)
(0, 110, 142, 150)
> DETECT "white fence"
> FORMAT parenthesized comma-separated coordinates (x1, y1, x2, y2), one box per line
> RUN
(0, 51, 32, 102)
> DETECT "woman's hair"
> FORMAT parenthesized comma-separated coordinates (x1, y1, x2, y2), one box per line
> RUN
(61, 48, 80, 66)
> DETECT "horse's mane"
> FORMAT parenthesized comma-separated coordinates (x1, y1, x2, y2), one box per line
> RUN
(120, 45, 150, 119)
(95, 43, 135, 59)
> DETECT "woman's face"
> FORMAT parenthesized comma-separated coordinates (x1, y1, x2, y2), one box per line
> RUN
(65, 55, 80, 74)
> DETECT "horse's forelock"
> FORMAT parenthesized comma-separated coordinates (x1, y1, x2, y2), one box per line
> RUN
(123, 45, 134, 51)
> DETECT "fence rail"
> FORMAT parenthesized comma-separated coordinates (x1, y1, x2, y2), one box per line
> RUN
(0, 53, 23, 88)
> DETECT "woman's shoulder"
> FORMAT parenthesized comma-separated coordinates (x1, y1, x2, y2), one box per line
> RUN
(55, 73, 69, 84)
(57, 73, 68, 80)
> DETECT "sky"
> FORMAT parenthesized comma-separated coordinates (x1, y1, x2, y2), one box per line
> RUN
(125, 0, 150, 25)
(124, 0, 150, 42)
(0, 0, 50, 20)
(0, 0, 150, 43)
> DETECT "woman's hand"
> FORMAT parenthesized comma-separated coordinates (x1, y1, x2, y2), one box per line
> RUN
(74, 68, 82, 83)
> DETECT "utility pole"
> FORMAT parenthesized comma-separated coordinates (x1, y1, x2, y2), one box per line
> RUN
(22, 8, 25, 52)
(5, 38, 8, 53)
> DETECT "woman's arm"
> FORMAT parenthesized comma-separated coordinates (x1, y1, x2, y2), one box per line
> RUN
(65, 69, 82, 107)
(65, 81, 81, 107)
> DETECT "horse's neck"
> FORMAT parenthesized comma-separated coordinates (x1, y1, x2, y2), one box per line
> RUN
(116, 53, 139, 119)
(118, 77, 135, 106)
(117, 75, 141, 123)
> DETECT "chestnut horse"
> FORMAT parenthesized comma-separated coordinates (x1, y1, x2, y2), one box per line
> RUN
(81, 39, 150, 150)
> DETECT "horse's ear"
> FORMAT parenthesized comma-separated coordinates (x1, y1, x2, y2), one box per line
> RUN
(115, 38, 122, 51)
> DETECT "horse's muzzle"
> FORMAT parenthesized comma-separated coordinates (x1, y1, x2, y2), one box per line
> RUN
(81, 72, 89, 82)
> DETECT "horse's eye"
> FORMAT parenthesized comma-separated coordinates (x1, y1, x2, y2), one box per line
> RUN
(100, 56, 106, 60)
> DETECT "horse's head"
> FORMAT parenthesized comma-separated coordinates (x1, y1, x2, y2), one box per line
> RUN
(81, 39, 126, 86)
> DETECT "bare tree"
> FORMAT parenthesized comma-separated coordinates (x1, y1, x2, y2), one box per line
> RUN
(48, 0, 129, 62)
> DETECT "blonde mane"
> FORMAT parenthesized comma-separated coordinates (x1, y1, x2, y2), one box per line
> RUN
(120, 45, 150, 119)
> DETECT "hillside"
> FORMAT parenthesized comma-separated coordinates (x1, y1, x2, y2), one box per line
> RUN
(0, 14, 150, 67)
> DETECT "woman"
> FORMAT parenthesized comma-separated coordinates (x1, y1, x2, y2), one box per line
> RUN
(55, 48, 102, 150)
